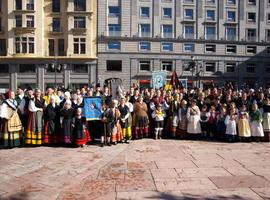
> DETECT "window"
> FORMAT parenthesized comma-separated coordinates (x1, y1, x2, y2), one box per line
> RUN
(246, 46, 257, 54)
(26, 0, 34, 10)
(162, 42, 173, 51)
(206, 10, 215, 21)
(19, 64, 36, 73)
(73, 38, 85, 54)
(266, 67, 270, 73)
(227, 11, 236, 21)
(246, 64, 255, 73)
(106, 60, 122, 71)
(226, 27, 236, 40)
(15, 37, 35, 53)
(266, 30, 270, 41)
(52, 18, 61, 32)
(184, 43, 195, 52)
(267, 14, 270, 23)
(52, 0, 60, 12)
(74, 17, 86, 28)
(26, 15, 34, 28)
(226, 45, 237, 53)
(185, 9, 194, 20)
(184, 0, 194, 3)
(140, 7, 150, 18)
(15, 0, 22, 10)
(58, 39, 65, 56)
(162, 24, 173, 38)
(247, 12, 256, 23)
(161, 61, 173, 71)
(139, 24, 151, 37)
(139, 61, 151, 71)
(108, 6, 120, 17)
(15, 15, 22, 27)
(0, 64, 9, 73)
(0, 0, 2, 12)
(267, 47, 270, 54)
(226, 63, 236, 73)
(247, 0, 256, 6)
(163, 8, 172, 19)
(108, 24, 121, 36)
(74, 0, 86, 11)
(246, 29, 256, 41)
(48, 39, 55, 56)
(205, 44, 216, 53)
(72, 64, 88, 73)
(227, 0, 236, 5)
(205, 62, 216, 72)
(205, 26, 216, 40)
(139, 42, 151, 51)
(0, 17, 2, 32)
(184, 25, 194, 38)
(206, 0, 215, 4)
(0, 39, 6, 56)
(107, 41, 121, 50)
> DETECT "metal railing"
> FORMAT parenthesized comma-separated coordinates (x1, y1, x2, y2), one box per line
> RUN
(26, 4, 34, 11)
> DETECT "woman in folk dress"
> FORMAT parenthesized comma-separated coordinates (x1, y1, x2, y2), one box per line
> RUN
(178, 100, 188, 139)
(186, 99, 201, 139)
(250, 103, 264, 141)
(225, 108, 238, 142)
(238, 105, 251, 142)
(261, 98, 270, 141)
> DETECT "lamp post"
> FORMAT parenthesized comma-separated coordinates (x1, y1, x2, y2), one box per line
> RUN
(188, 56, 203, 88)
(46, 60, 66, 89)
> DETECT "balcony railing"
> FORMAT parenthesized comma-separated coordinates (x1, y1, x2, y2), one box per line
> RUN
(205, 34, 217, 40)
(139, 32, 151, 37)
(108, 31, 122, 37)
(49, 26, 63, 33)
(162, 33, 173, 38)
(183, 33, 195, 39)
(226, 35, 237, 41)
(246, 36, 257, 42)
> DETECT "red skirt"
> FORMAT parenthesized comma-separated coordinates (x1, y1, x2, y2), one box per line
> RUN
(74, 129, 92, 146)
(43, 121, 60, 144)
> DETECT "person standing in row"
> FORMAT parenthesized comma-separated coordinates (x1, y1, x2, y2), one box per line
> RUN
(60, 100, 74, 145)
(118, 97, 132, 143)
(187, 99, 201, 139)
(0, 91, 22, 148)
(26, 89, 45, 145)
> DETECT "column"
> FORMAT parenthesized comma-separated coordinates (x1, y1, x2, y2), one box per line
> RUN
(36, 64, 45, 92)
(10, 64, 18, 91)
(64, 64, 71, 89)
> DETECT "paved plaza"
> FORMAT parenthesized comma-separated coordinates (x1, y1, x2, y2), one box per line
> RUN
(0, 140, 270, 200)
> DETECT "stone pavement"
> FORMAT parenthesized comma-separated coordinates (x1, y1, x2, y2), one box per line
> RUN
(0, 140, 270, 200)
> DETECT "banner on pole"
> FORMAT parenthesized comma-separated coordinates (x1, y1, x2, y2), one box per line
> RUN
(83, 97, 102, 121)
(152, 71, 167, 89)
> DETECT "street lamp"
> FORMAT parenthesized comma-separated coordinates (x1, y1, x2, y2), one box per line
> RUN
(46, 62, 67, 88)
(187, 56, 203, 88)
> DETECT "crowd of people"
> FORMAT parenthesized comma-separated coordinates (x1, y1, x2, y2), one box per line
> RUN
(0, 82, 270, 149)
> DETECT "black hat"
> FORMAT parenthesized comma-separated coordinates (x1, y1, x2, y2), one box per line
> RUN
(96, 83, 101, 88)
(17, 85, 24, 90)
(26, 86, 33, 91)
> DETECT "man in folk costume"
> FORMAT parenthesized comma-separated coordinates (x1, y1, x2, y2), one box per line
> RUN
(44, 96, 60, 144)
(26, 89, 45, 145)
(118, 97, 132, 143)
(261, 97, 270, 141)
(0, 91, 22, 148)
(101, 101, 115, 147)
(18, 87, 34, 137)
(169, 93, 181, 138)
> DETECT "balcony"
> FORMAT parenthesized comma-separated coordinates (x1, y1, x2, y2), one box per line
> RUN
(107, 31, 122, 37)
(13, 26, 36, 34)
(162, 33, 174, 39)
(48, 26, 63, 34)
(72, 26, 87, 34)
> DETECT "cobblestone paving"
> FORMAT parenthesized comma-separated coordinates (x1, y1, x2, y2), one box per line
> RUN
(0, 140, 270, 200)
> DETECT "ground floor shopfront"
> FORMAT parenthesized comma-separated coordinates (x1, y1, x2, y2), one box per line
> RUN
(0, 58, 97, 92)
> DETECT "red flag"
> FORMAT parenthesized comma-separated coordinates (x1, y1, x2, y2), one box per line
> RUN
(170, 70, 182, 89)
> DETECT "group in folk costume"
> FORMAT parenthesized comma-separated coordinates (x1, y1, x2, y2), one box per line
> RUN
(25, 89, 45, 145)
(0, 91, 22, 148)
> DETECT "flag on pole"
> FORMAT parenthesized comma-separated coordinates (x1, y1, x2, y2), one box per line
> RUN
(152, 71, 167, 89)
(170, 70, 182, 89)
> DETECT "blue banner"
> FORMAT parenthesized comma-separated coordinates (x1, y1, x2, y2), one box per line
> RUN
(152, 71, 167, 89)
(83, 97, 102, 121)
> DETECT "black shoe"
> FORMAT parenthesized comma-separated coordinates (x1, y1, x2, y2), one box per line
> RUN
(101, 143, 104, 147)
(107, 142, 111, 146)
